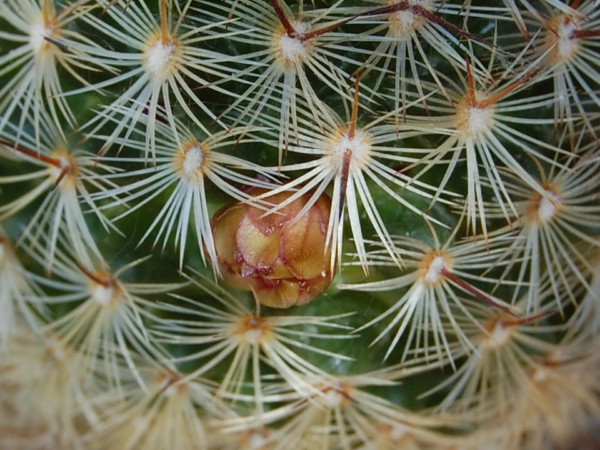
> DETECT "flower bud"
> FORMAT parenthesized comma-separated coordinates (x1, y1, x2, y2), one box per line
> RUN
(212, 189, 333, 308)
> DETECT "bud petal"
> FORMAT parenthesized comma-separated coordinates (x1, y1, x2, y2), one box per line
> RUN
(212, 189, 333, 308)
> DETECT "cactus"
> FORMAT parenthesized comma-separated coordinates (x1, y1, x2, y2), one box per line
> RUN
(0, 0, 599, 449)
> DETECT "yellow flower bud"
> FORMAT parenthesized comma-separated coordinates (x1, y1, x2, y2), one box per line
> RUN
(212, 189, 333, 308)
